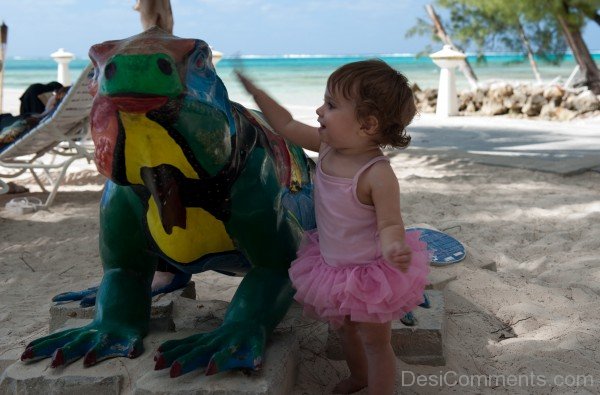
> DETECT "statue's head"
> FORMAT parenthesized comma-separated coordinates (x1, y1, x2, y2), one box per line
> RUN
(88, 27, 235, 183)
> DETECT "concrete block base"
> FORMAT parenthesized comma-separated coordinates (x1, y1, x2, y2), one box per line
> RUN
(133, 331, 298, 395)
(1, 330, 298, 395)
(1, 359, 125, 395)
(325, 290, 446, 366)
(1, 296, 300, 395)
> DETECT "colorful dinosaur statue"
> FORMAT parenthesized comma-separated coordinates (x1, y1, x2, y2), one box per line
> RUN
(21, 27, 314, 377)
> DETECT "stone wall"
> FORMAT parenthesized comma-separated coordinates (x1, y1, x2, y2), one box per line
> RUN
(413, 83, 600, 121)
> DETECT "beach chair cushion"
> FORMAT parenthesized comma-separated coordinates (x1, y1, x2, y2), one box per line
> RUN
(0, 120, 29, 147)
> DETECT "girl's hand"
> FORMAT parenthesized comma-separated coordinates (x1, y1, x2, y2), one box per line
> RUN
(235, 70, 260, 96)
(383, 241, 412, 272)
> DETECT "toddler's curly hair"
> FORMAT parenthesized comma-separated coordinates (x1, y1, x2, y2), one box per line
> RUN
(327, 59, 416, 148)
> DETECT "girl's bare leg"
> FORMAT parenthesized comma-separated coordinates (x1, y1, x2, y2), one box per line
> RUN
(151, 270, 175, 290)
(332, 318, 368, 394)
(356, 321, 395, 395)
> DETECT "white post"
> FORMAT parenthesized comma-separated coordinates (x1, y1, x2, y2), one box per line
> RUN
(51, 48, 75, 85)
(436, 67, 458, 116)
(430, 45, 466, 117)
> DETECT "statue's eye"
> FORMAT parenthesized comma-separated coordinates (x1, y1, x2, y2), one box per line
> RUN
(196, 57, 204, 68)
(105, 62, 117, 79)
(157, 58, 173, 75)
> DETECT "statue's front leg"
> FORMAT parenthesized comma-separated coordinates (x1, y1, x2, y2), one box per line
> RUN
(22, 182, 158, 367)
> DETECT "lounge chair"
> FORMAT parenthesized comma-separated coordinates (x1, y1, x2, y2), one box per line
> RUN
(0, 63, 95, 210)
(0, 179, 8, 195)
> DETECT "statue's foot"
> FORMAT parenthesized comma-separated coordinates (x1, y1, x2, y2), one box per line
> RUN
(400, 311, 416, 326)
(51, 270, 191, 308)
(332, 376, 368, 394)
(154, 322, 265, 377)
(52, 286, 99, 307)
(21, 324, 144, 367)
(419, 293, 431, 308)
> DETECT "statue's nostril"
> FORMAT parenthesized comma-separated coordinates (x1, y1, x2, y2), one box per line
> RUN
(105, 62, 117, 80)
(157, 58, 173, 75)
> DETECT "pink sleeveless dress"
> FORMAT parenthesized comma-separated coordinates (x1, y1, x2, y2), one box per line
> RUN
(288, 146, 430, 328)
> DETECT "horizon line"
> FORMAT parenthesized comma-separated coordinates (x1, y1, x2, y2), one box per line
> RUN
(5, 50, 600, 61)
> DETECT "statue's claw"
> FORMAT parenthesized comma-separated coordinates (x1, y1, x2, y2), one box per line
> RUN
(83, 350, 97, 367)
(20, 324, 144, 367)
(205, 340, 263, 376)
(401, 311, 416, 326)
(170, 361, 183, 378)
(419, 293, 431, 308)
(50, 349, 65, 368)
(165, 343, 212, 377)
(205, 359, 218, 376)
(20, 347, 34, 361)
(49, 331, 97, 367)
(154, 335, 210, 372)
(154, 353, 168, 370)
(21, 327, 82, 362)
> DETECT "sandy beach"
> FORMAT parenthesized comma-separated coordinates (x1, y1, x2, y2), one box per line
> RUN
(1, 85, 600, 394)
(2, 89, 23, 116)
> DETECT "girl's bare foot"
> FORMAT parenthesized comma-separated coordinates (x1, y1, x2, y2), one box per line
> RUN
(332, 376, 367, 394)
(151, 271, 175, 291)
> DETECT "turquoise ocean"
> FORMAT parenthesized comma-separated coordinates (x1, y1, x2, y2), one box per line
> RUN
(3, 53, 598, 109)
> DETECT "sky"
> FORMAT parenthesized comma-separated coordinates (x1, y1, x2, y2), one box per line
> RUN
(1, 0, 599, 59)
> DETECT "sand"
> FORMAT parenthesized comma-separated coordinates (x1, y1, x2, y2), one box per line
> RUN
(2, 89, 23, 116)
(1, 90, 600, 393)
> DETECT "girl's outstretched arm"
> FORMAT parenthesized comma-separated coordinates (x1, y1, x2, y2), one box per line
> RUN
(367, 162, 412, 272)
(236, 71, 320, 152)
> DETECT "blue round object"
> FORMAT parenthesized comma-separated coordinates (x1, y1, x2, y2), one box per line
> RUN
(406, 227, 466, 266)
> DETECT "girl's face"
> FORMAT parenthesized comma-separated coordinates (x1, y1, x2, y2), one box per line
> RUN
(315, 87, 366, 149)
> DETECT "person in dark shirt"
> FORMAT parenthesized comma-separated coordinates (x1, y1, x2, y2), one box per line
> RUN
(19, 81, 63, 115)
(0, 81, 64, 129)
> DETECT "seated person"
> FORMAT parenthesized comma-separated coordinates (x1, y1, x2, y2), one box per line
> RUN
(20, 81, 64, 116)
(0, 86, 69, 151)
(0, 81, 63, 130)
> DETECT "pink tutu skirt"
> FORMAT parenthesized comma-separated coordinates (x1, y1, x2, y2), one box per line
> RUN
(288, 230, 430, 329)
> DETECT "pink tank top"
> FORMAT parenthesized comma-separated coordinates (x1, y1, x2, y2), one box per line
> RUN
(315, 146, 390, 267)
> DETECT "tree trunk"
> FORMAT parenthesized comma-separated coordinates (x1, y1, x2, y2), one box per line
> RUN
(0, 23, 6, 113)
(556, 6, 600, 94)
(426, 4, 479, 90)
(134, 0, 174, 33)
(516, 20, 542, 84)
